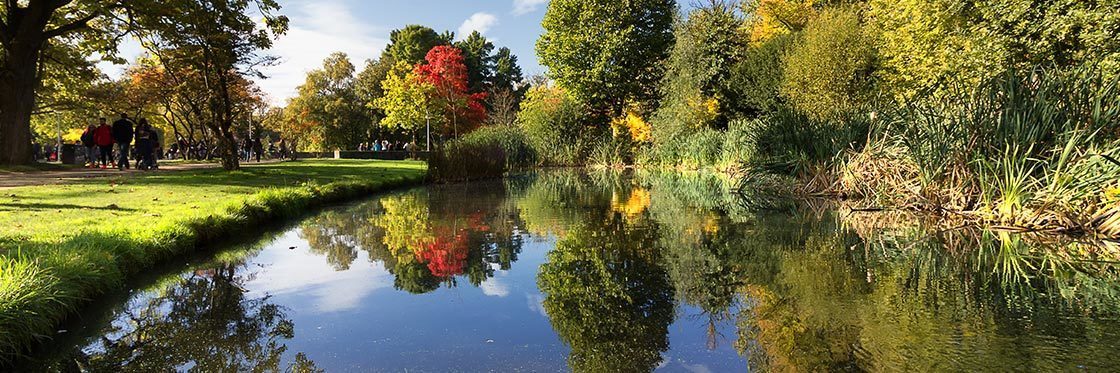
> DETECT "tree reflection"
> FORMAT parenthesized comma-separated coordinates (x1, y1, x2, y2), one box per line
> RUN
(53, 261, 312, 371)
(537, 213, 675, 372)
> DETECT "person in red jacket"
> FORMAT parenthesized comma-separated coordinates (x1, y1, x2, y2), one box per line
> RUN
(93, 117, 114, 168)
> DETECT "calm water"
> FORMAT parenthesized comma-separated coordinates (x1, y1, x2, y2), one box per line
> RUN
(27, 170, 1120, 371)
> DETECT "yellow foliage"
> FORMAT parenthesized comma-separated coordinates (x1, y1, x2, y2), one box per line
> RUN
(611, 188, 652, 219)
(61, 128, 85, 144)
(611, 111, 652, 143)
(746, 0, 819, 45)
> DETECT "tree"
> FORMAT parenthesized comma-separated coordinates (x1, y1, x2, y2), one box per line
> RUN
(537, 0, 676, 120)
(780, 7, 876, 120)
(354, 56, 395, 125)
(132, 0, 288, 170)
(0, 0, 131, 165)
(414, 46, 487, 138)
(377, 61, 434, 139)
(285, 52, 371, 150)
(491, 47, 526, 107)
(652, 0, 748, 142)
(742, 0, 820, 44)
(453, 31, 494, 94)
(382, 25, 452, 65)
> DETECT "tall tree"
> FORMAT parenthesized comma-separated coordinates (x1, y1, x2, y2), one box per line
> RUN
(354, 56, 395, 125)
(536, 0, 676, 120)
(285, 52, 370, 150)
(414, 46, 487, 138)
(453, 31, 494, 94)
(132, 0, 287, 170)
(376, 61, 434, 140)
(0, 1, 130, 165)
(382, 25, 453, 65)
(490, 47, 525, 95)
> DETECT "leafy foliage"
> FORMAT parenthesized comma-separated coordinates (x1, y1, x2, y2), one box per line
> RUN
(537, 0, 676, 119)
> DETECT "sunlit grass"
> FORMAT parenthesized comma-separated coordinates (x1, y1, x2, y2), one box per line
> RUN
(0, 159, 426, 360)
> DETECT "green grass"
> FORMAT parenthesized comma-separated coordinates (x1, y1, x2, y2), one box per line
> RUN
(0, 159, 426, 361)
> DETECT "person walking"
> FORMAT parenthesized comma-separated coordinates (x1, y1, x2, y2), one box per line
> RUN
(94, 118, 114, 168)
(80, 123, 97, 167)
(134, 119, 154, 170)
(252, 135, 263, 162)
(111, 113, 135, 170)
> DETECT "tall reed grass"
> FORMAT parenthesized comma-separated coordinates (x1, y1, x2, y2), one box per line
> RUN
(839, 64, 1120, 236)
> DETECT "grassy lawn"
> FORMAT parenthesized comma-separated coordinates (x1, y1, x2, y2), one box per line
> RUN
(0, 159, 427, 360)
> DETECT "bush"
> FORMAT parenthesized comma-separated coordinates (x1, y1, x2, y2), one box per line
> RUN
(428, 136, 509, 183)
(460, 125, 537, 169)
(728, 33, 793, 118)
(518, 85, 599, 165)
(781, 7, 877, 120)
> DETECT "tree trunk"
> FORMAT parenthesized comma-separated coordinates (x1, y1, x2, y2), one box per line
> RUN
(0, 42, 42, 165)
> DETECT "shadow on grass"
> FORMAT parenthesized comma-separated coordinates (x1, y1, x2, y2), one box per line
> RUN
(0, 202, 139, 212)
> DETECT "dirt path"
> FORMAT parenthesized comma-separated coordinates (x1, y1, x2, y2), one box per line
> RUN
(0, 160, 281, 188)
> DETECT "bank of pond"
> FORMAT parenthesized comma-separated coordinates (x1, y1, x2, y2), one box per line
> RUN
(14, 170, 1120, 371)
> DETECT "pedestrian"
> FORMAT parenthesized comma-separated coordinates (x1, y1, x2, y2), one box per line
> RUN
(252, 135, 263, 162)
(94, 117, 114, 168)
(111, 113, 134, 170)
(373, 139, 382, 152)
(80, 123, 97, 167)
(134, 119, 154, 170)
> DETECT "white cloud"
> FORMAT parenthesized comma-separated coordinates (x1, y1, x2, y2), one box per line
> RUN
(256, 0, 388, 105)
(457, 12, 499, 40)
(480, 278, 510, 297)
(512, 0, 548, 16)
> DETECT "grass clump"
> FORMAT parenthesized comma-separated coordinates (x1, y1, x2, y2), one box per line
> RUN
(0, 160, 426, 360)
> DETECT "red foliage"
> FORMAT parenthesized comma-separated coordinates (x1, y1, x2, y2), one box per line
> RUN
(415, 227, 470, 278)
(414, 46, 487, 136)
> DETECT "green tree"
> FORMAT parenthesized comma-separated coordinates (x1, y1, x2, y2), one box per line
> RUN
(286, 52, 371, 150)
(491, 47, 525, 95)
(537, 216, 674, 372)
(132, 0, 288, 170)
(780, 6, 876, 120)
(517, 85, 596, 165)
(376, 61, 435, 138)
(536, 0, 676, 120)
(453, 31, 495, 93)
(382, 25, 453, 65)
(652, 1, 748, 143)
(0, 1, 132, 164)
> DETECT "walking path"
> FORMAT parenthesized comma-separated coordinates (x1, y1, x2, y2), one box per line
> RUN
(0, 160, 282, 188)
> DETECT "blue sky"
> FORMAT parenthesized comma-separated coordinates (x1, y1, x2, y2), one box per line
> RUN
(107, 0, 551, 105)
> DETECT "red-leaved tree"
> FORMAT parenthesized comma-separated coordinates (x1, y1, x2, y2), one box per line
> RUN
(414, 46, 487, 138)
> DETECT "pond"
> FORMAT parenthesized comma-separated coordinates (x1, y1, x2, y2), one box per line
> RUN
(24, 170, 1120, 371)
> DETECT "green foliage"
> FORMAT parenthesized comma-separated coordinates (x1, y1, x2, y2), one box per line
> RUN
(285, 53, 372, 150)
(537, 0, 676, 118)
(651, 2, 749, 165)
(728, 33, 794, 117)
(0, 160, 426, 361)
(428, 137, 510, 182)
(382, 25, 453, 65)
(454, 31, 496, 93)
(517, 85, 601, 165)
(780, 7, 877, 120)
(427, 124, 539, 182)
(376, 61, 435, 135)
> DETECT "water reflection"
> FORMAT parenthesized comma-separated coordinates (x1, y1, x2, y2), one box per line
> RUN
(29, 170, 1120, 371)
(43, 259, 319, 372)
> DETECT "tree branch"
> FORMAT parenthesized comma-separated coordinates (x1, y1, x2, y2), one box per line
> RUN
(42, 11, 98, 39)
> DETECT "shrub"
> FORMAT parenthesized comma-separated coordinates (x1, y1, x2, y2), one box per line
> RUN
(428, 136, 509, 183)
(460, 125, 537, 169)
(781, 6, 877, 120)
(728, 33, 793, 118)
(518, 85, 599, 165)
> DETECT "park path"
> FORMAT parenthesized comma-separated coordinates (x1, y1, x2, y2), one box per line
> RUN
(0, 160, 281, 188)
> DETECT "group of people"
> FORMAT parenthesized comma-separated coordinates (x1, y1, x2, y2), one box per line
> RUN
(357, 140, 415, 152)
(79, 113, 160, 170)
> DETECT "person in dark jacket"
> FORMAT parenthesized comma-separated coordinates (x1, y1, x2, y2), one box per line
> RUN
(111, 113, 134, 170)
(134, 119, 153, 170)
(93, 117, 114, 168)
(80, 124, 97, 167)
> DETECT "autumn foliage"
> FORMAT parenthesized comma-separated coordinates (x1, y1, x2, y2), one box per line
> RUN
(414, 46, 488, 137)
